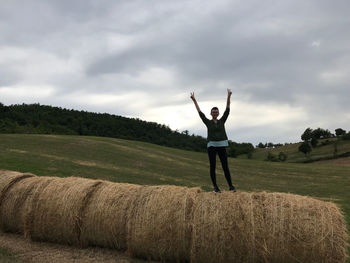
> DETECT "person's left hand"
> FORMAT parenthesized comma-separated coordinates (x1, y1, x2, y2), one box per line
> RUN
(227, 89, 232, 96)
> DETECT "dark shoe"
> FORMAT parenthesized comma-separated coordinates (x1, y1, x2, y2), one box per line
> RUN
(213, 186, 221, 193)
(229, 186, 236, 192)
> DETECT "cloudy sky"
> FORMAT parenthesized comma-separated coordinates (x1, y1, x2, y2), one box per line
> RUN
(1, 0, 349, 144)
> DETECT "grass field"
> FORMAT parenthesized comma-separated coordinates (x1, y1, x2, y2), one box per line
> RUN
(0, 247, 21, 263)
(0, 133, 349, 261)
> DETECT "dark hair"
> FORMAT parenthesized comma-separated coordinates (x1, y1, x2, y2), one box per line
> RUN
(211, 107, 219, 112)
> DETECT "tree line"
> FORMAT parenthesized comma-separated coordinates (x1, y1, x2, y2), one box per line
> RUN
(298, 127, 350, 156)
(0, 102, 254, 156)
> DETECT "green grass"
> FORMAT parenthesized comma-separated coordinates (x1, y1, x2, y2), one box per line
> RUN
(0, 247, 22, 263)
(239, 138, 350, 162)
(0, 134, 349, 260)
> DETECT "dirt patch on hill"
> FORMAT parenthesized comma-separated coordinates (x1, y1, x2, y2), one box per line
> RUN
(0, 231, 156, 263)
(8, 149, 28, 154)
(315, 157, 350, 166)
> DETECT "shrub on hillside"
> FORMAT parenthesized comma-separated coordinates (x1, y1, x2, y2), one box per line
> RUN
(335, 128, 346, 137)
(266, 152, 278, 162)
(266, 152, 287, 162)
(299, 142, 311, 156)
(320, 140, 332, 146)
(228, 142, 254, 158)
(278, 152, 288, 162)
(343, 132, 350, 140)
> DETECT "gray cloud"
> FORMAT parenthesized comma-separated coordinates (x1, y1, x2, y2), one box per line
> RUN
(1, 0, 350, 144)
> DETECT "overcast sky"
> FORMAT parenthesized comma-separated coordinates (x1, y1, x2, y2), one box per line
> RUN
(1, 0, 349, 144)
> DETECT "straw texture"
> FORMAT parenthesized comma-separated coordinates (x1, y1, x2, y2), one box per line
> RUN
(190, 191, 348, 263)
(25, 176, 103, 246)
(0, 176, 53, 233)
(127, 185, 200, 262)
(0, 170, 347, 263)
(80, 181, 142, 249)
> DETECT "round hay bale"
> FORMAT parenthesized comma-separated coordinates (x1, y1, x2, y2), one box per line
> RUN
(190, 191, 348, 263)
(0, 170, 35, 196)
(127, 185, 201, 262)
(80, 181, 142, 249)
(0, 170, 35, 226)
(25, 176, 102, 246)
(0, 176, 56, 233)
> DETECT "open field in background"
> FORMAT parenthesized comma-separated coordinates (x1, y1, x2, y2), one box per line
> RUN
(0, 134, 349, 261)
(239, 138, 350, 163)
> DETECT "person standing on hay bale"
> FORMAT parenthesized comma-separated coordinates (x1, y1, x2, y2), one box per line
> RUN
(190, 89, 236, 193)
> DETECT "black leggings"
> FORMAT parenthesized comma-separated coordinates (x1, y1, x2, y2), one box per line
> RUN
(207, 146, 233, 188)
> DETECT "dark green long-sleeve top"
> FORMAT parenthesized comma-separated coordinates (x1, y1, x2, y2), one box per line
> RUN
(198, 107, 230, 142)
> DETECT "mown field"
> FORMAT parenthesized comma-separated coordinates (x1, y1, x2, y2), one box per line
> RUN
(0, 134, 349, 261)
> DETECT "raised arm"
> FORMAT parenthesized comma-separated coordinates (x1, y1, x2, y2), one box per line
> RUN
(226, 88, 232, 108)
(190, 92, 201, 112)
(221, 89, 232, 123)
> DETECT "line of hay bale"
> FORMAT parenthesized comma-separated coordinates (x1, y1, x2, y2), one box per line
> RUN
(0, 169, 348, 263)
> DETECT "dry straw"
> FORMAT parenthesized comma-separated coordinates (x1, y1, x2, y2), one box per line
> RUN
(0, 170, 35, 198)
(24, 176, 103, 246)
(0, 170, 348, 263)
(0, 176, 55, 233)
(80, 181, 142, 249)
(0, 170, 35, 231)
(127, 185, 201, 262)
(190, 191, 348, 263)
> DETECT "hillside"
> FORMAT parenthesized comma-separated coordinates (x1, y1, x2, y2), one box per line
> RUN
(0, 103, 207, 152)
(239, 138, 350, 163)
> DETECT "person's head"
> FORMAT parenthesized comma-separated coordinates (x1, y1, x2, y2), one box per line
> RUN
(210, 107, 219, 119)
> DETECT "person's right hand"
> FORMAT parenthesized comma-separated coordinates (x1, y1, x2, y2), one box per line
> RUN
(190, 92, 195, 101)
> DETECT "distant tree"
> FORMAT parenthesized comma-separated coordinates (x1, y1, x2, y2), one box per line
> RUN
(181, 130, 189, 136)
(227, 146, 237, 157)
(228, 142, 254, 158)
(301, 128, 313, 141)
(310, 137, 318, 148)
(343, 132, 350, 140)
(257, 142, 265, 148)
(298, 142, 311, 156)
(278, 152, 288, 162)
(301, 127, 333, 148)
(266, 152, 278, 162)
(335, 128, 346, 137)
(267, 142, 274, 148)
(312, 128, 332, 139)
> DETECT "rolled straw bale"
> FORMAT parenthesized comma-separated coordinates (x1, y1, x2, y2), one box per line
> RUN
(190, 191, 348, 263)
(127, 185, 201, 262)
(25, 176, 103, 246)
(0, 170, 35, 197)
(80, 181, 142, 249)
(0, 176, 55, 233)
(0, 170, 35, 228)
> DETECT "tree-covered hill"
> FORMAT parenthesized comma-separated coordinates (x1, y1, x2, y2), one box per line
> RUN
(0, 103, 207, 152)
